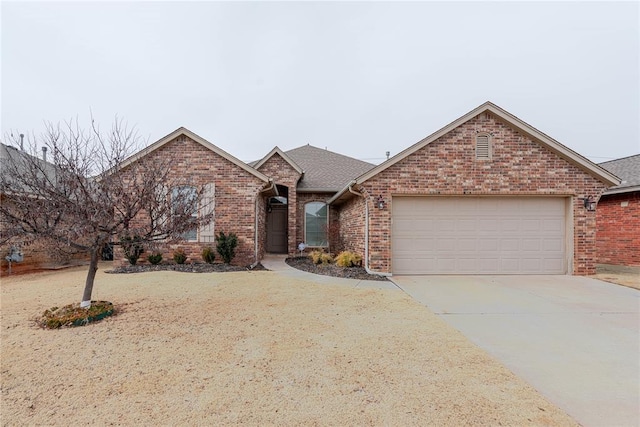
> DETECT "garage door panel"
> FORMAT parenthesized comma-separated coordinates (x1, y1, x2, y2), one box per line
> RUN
(392, 197, 567, 274)
(521, 238, 540, 251)
(501, 239, 520, 251)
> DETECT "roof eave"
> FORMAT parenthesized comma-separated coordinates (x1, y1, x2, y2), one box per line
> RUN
(296, 187, 341, 193)
(601, 185, 640, 196)
(327, 181, 356, 205)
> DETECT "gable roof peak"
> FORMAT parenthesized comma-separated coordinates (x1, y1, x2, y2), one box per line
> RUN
(328, 102, 620, 204)
(120, 126, 269, 182)
(253, 146, 304, 174)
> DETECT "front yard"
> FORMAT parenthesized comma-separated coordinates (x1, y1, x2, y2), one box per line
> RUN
(1, 265, 576, 426)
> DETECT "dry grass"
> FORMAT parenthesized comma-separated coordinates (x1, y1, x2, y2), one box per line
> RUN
(1, 264, 577, 426)
(591, 272, 640, 290)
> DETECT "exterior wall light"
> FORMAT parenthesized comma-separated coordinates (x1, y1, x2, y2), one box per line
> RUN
(583, 196, 596, 212)
(376, 195, 385, 209)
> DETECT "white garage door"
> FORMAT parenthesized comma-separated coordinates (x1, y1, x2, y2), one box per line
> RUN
(392, 197, 567, 274)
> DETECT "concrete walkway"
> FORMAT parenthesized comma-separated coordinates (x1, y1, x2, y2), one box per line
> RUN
(261, 254, 398, 290)
(391, 275, 640, 427)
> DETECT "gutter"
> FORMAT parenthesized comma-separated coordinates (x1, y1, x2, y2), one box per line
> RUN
(601, 185, 640, 196)
(347, 182, 391, 277)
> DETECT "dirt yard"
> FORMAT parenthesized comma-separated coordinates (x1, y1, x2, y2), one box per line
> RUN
(592, 265, 640, 290)
(1, 265, 577, 426)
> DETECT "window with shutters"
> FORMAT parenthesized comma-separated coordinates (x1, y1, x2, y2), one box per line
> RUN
(172, 186, 198, 241)
(475, 134, 491, 160)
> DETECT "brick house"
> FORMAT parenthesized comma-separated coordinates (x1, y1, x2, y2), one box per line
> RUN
(109, 102, 619, 275)
(596, 155, 640, 267)
(0, 143, 85, 274)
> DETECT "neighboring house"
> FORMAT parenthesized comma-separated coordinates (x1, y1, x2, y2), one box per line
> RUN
(596, 155, 640, 267)
(86, 102, 622, 275)
(0, 142, 83, 274)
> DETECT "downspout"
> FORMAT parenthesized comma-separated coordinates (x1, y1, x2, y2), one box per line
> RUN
(347, 182, 391, 277)
(251, 179, 277, 269)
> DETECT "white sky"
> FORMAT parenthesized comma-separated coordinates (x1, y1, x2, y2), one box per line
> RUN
(1, 1, 638, 164)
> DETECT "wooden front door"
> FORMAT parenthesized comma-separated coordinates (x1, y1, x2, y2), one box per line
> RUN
(266, 204, 288, 253)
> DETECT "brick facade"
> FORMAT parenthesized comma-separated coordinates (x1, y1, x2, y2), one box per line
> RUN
(256, 153, 302, 255)
(117, 135, 267, 266)
(337, 195, 366, 257)
(596, 192, 640, 266)
(351, 112, 608, 275)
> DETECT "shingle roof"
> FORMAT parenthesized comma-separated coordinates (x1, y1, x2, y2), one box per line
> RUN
(284, 144, 376, 191)
(0, 143, 58, 194)
(599, 154, 640, 194)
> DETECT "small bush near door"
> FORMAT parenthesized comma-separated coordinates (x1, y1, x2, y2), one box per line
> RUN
(335, 251, 362, 267)
(310, 250, 333, 265)
(216, 232, 238, 264)
(120, 235, 144, 265)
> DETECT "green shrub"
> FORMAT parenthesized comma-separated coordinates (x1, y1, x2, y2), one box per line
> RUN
(173, 249, 187, 264)
(120, 235, 144, 265)
(202, 246, 216, 264)
(147, 253, 163, 265)
(216, 231, 238, 264)
(310, 249, 333, 265)
(335, 251, 362, 267)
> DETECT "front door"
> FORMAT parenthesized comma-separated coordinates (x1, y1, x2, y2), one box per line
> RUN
(266, 204, 288, 253)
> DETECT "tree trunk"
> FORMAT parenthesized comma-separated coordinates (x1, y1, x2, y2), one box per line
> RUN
(80, 248, 100, 308)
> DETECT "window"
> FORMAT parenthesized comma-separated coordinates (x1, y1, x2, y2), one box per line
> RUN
(172, 186, 198, 241)
(476, 134, 491, 160)
(305, 202, 328, 247)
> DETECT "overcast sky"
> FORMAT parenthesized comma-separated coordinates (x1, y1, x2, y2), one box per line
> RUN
(1, 1, 638, 164)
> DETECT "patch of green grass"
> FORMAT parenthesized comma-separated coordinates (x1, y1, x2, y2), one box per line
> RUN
(37, 301, 115, 329)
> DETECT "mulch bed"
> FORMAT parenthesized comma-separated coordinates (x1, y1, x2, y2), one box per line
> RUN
(286, 256, 389, 281)
(106, 263, 266, 274)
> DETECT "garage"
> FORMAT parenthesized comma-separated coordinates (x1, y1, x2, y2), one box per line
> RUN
(392, 196, 568, 274)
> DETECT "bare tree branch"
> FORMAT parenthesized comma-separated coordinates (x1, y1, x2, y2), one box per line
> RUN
(1, 119, 214, 307)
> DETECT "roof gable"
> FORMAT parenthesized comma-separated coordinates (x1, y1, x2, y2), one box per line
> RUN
(285, 144, 376, 192)
(359, 102, 619, 185)
(329, 102, 620, 204)
(120, 127, 269, 182)
(253, 146, 304, 174)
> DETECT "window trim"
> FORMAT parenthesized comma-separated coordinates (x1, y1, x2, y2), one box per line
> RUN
(475, 133, 492, 160)
(304, 201, 329, 248)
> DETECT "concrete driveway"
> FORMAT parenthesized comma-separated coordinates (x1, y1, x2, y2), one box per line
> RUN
(391, 275, 640, 427)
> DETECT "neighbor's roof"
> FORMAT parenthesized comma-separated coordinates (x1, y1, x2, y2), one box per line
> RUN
(120, 127, 270, 183)
(284, 144, 376, 192)
(0, 142, 58, 195)
(599, 154, 640, 195)
(329, 101, 621, 204)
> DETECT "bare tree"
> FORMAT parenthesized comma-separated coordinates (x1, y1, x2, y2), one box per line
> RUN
(0, 119, 213, 307)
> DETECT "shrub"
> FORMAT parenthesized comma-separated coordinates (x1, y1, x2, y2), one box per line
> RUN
(120, 235, 144, 265)
(147, 253, 163, 265)
(173, 249, 187, 264)
(216, 231, 238, 264)
(310, 249, 333, 265)
(202, 246, 216, 264)
(37, 301, 115, 329)
(335, 251, 362, 267)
